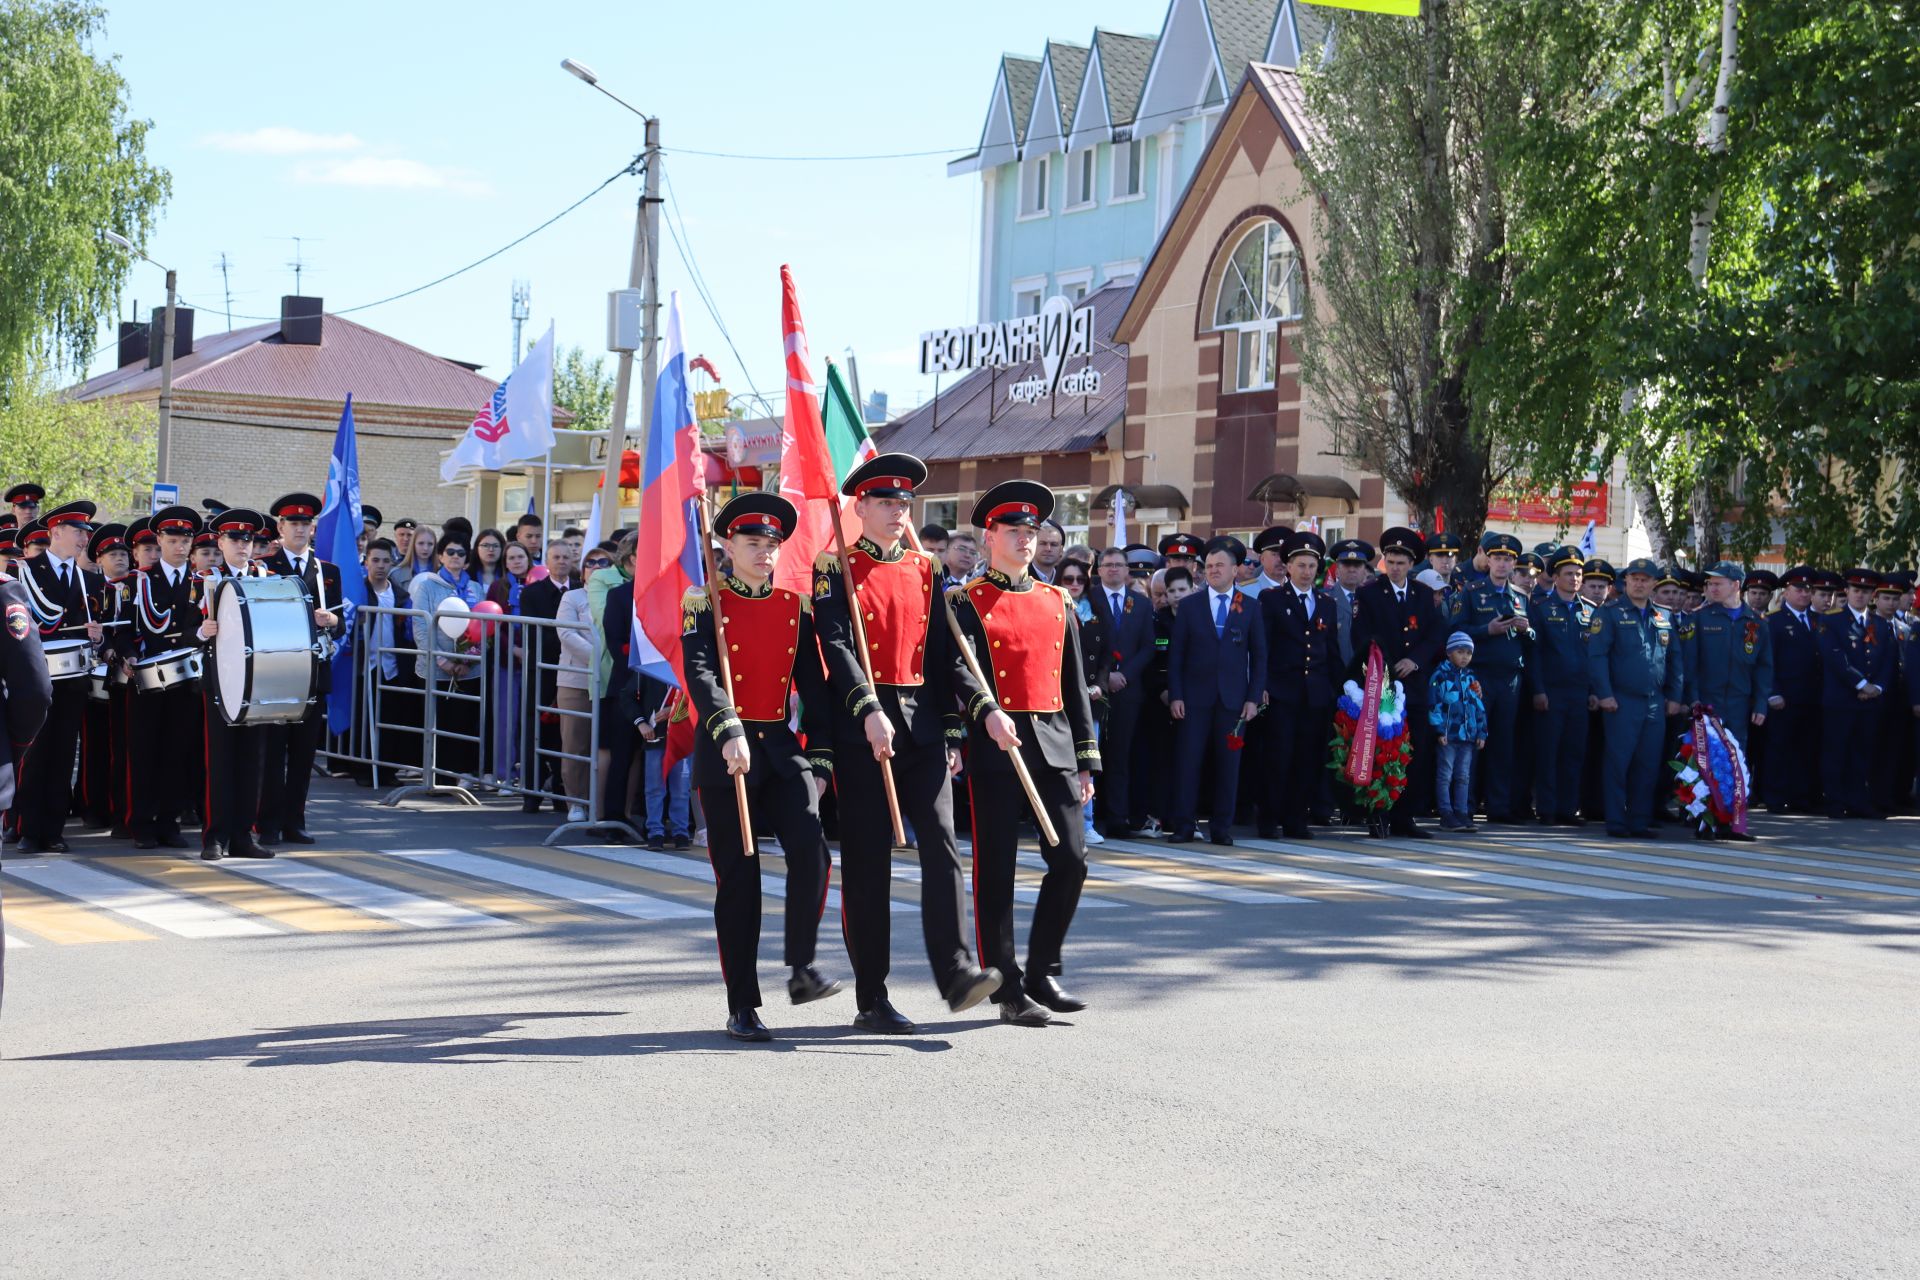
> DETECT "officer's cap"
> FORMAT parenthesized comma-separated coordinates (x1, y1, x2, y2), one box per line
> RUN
(1583, 558, 1616, 582)
(1517, 552, 1545, 572)
(1547, 546, 1584, 574)
(1622, 558, 1662, 580)
(270, 492, 323, 522)
(1251, 526, 1290, 555)
(125, 516, 156, 547)
(1158, 532, 1205, 560)
(1203, 535, 1248, 565)
(43, 500, 96, 531)
(210, 508, 268, 538)
(1842, 567, 1882, 590)
(1743, 569, 1780, 592)
(5, 482, 45, 506)
(1705, 560, 1745, 582)
(393, 518, 418, 532)
(1480, 532, 1521, 558)
(972, 480, 1053, 530)
(1780, 564, 1817, 587)
(1426, 530, 1464, 555)
(1886, 570, 1915, 592)
(1812, 569, 1845, 591)
(1330, 538, 1375, 566)
(17, 519, 48, 548)
(1378, 527, 1426, 562)
(715, 492, 799, 542)
(361, 504, 383, 529)
(87, 523, 128, 560)
(1124, 546, 1161, 572)
(843, 451, 928, 501)
(1281, 530, 1326, 563)
(152, 505, 202, 538)
(1657, 566, 1687, 590)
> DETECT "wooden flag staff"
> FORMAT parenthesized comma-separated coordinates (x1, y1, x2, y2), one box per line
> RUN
(694, 496, 756, 857)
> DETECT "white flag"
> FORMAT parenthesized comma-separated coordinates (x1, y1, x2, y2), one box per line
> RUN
(1578, 519, 1598, 558)
(1111, 490, 1128, 547)
(583, 490, 603, 551)
(442, 324, 557, 481)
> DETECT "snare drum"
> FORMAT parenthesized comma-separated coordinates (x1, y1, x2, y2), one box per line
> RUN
(88, 663, 112, 702)
(211, 576, 317, 726)
(135, 647, 203, 692)
(43, 638, 93, 681)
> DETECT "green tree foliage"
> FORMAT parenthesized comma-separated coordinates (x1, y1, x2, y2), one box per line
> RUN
(0, 1, 170, 399)
(552, 344, 614, 432)
(0, 364, 155, 516)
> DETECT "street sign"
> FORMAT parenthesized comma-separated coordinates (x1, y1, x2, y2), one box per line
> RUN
(150, 482, 179, 514)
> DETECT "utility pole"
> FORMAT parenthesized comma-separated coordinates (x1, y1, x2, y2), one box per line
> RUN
(511, 280, 531, 366)
(217, 252, 233, 331)
(600, 118, 661, 522)
(157, 269, 177, 485)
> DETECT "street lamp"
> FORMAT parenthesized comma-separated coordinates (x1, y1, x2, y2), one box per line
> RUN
(101, 229, 177, 487)
(560, 58, 660, 527)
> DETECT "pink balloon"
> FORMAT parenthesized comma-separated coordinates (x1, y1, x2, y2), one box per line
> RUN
(472, 599, 505, 615)
(470, 598, 505, 641)
(463, 619, 484, 646)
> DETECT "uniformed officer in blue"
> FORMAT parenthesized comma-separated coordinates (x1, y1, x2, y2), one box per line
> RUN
(1451, 531, 1533, 821)
(1525, 546, 1594, 826)
(1587, 558, 1688, 838)
(1425, 531, 1465, 596)
(1762, 565, 1825, 813)
(1817, 567, 1897, 819)
(1688, 561, 1773, 753)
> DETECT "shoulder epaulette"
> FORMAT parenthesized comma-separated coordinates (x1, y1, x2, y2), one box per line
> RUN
(681, 586, 709, 613)
(814, 550, 840, 574)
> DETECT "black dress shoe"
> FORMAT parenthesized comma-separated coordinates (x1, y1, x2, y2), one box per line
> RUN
(1208, 831, 1234, 847)
(1025, 975, 1086, 1013)
(16, 838, 44, 855)
(255, 829, 282, 845)
(945, 965, 1002, 1013)
(646, 834, 665, 851)
(33, 838, 71, 854)
(1558, 814, 1587, 827)
(998, 994, 1051, 1026)
(787, 964, 843, 1005)
(852, 1000, 918, 1034)
(1605, 828, 1631, 839)
(230, 841, 276, 859)
(1723, 831, 1758, 842)
(673, 835, 692, 851)
(201, 842, 227, 861)
(1628, 829, 1659, 840)
(281, 828, 316, 845)
(133, 836, 159, 850)
(158, 831, 191, 850)
(1166, 830, 1195, 844)
(1256, 826, 1280, 840)
(726, 1009, 773, 1042)
(1391, 819, 1433, 839)
(520, 798, 543, 815)
(1281, 825, 1314, 840)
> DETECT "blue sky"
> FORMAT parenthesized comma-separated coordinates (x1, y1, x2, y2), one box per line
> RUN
(85, 0, 1173, 417)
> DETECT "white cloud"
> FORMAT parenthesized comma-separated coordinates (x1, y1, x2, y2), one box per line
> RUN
(201, 126, 364, 155)
(292, 156, 492, 197)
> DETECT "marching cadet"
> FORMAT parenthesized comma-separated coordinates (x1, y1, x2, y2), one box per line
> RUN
(14, 502, 104, 854)
(1259, 530, 1339, 838)
(0, 550, 53, 1008)
(948, 480, 1099, 1025)
(190, 528, 217, 576)
(128, 506, 207, 849)
(1689, 562, 1773, 752)
(1525, 546, 1594, 827)
(681, 492, 841, 1043)
(127, 516, 159, 574)
(1351, 527, 1442, 835)
(1761, 566, 1825, 813)
(258, 492, 344, 845)
(1452, 532, 1533, 822)
(1587, 558, 1688, 839)
(1817, 567, 1896, 820)
(194, 508, 275, 860)
(811, 452, 1001, 1032)
(77, 522, 133, 832)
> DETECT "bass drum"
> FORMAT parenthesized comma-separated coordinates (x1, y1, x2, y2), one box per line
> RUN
(211, 576, 317, 726)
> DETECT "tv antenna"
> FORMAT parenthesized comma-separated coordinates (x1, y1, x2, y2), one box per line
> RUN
(273, 236, 323, 294)
(511, 280, 531, 365)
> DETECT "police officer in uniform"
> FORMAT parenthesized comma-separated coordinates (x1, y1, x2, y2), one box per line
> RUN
(1587, 558, 1687, 838)
(1425, 531, 1466, 598)
(14, 502, 105, 853)
(680, 493, 841, 1043)
(1761, 565, 1824, 813)
(1818, 568, 1896, 819)
(948, 480, 1099, 1026)
(1742, 568, 1780, 799)
(194, 508, 277, 860)
(0, 558, 53, 1009)
(258, 493, 344, 844)
(128, 506, 208, 848)
(1525, 546, 1594, 826)
(1351, 527, 1442, 835)
(1689, 561, 1773, 753)
(811, 453, 1001, 1031)
(1577, 558, 1617, 820)
(1260, 530, 1340, 839)
(1158, 532, 1205, 579)
(1452, 532, 1533, 822)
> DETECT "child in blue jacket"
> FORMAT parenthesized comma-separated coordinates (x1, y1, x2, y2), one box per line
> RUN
(1428, 632, 1489, 831)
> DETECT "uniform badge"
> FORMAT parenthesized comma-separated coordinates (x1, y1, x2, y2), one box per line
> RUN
(813, 573, 832, 600)
(5, 602, 27, 640)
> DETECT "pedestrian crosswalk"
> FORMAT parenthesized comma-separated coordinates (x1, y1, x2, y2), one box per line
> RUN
(3, 826, 1917, 947)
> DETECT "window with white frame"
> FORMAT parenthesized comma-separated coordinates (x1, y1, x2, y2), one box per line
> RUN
(1112, 137, 1144, 198)
(1069, 147, 1096, 207)
(1054, 489, 1091, 543)
(1212, 220, 1304, 393)
(1014, 286, 1044, 317)
(1019, 153, 1050, 215)
(1056, 269, 1093, 303)
(921, 498, 958, 534)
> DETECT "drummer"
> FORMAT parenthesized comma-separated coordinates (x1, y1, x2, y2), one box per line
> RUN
(78, 523, 133, 833)
(194, 507, 275, 861)
(129, 505, 208, 850)
(258, 492, 343, 846)
(191, 529, 217, 576)
(127, 516, 160, 575)
(14, 501, 104, 854)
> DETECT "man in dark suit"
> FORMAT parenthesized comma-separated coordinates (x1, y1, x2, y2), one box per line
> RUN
(1167, 536, 1265, 845)
(1352, 527, 1444, 836)
(1262, 531, 1342, 839)
(1818, 567, 1898, 819)
(1327, 538, 1373, 669)
(14, 501, 104, 854)
(257, 492, 345, 844)
(1090, 546, 1154, 837)
(516, 538, 579, 811)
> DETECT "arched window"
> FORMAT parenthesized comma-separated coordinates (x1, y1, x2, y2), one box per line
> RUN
(1211, 220, 1304, 392)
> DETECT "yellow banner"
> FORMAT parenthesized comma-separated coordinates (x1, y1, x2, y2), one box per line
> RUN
(1301, 0, 1420, 14)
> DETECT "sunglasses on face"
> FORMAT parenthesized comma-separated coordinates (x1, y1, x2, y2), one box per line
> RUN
(442, 548, 468, 558)
(584, 556, 611, 569)
(1059, 575, 1086, 586)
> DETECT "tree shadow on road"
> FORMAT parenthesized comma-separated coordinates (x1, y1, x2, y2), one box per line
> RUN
(19, 1009, 967, 1066)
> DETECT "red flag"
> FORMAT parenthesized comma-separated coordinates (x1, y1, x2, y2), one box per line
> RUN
(774, 265, 838, 595)
(659, 686, 695, 782)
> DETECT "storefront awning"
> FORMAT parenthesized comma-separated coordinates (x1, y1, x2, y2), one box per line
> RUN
(1248, 473, 1359, 511)
(1093, 483, 1190, 513)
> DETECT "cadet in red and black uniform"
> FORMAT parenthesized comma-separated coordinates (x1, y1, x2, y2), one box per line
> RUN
(14, 501, 105, 853)
(947, 480, 1099, 1026)
(195, 508, 275, 860)
(258, 492, 344, 844)
(681, 493, 842, 1043)
(812, 452, 1002, 1033)
(128, 506, 207, 849)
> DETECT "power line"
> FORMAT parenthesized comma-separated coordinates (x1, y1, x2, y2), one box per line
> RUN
(659, 168, 772, 416)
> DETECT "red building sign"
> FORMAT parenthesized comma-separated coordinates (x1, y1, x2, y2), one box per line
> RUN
(1486, 481, 1609, 525)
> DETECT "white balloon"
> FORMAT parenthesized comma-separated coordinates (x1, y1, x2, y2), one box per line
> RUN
(435, 595, 471, 640)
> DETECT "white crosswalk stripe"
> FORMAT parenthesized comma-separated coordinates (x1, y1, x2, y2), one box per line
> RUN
(1015, 849, 1313, 904)
(1111, 839, 1501, 902)
(2, 861, 280, 938)
(1402, 841, 1821, 901)
(1519, 838, 1920, 899)
(1240, 838, 1663, 900)
(217, 858, 511, 929)
(563, 845, 915, 915)
(4, 932, 30, 949)
(891, 852, 1122, 909)
(383, 849, 709, 920)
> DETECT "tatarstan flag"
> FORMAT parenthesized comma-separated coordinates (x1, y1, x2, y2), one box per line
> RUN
(821, 360, 877, 543)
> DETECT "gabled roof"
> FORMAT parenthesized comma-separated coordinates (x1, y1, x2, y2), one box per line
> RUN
(1003, 55, 1042, 146)
(1096, 30, 1159, 126)
(1040, 41, 1091, 150)
(1113, 63, 1318, 344)
(1208, 0, 1285, 86)
(70, 312, 509, 422)
(1294, 2, 1332, 63)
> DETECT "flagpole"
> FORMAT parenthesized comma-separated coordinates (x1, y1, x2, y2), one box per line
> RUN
(541, 454, 553, 529)
(828, 504, 907, 846)
(693, 495, 755, 856)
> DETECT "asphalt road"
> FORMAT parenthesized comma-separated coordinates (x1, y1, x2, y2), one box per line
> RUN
(3, 785, 1917, 1278)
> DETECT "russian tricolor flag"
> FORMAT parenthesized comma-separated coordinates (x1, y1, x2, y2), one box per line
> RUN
(631, 292, 705, 688)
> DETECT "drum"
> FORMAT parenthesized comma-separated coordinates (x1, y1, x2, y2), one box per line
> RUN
(134, 647, 203, 693)
(211, 576, 317, 726)
(43, 638, 93, 681)
(88, 663, 112, 702)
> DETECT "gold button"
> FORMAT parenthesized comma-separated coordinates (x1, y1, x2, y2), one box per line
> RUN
(729, 644, 738, 652)
(1054, 641, 1061, 649)
(992, 640, 1001, 648)
(732, 673, 742, 682)
(998, 669, 1007, 677)
(871, 641, 880, 650)
(722, 616, 731, 624)
(1051, 669, 1058, 677)
(984, 613, 993, 622)
(787, 646, 795, 655)
(866, 612, 874, 621)
(915, 643, 923, 651)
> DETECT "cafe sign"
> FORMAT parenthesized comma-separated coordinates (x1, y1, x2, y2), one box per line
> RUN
(919, 295, 1099, 403)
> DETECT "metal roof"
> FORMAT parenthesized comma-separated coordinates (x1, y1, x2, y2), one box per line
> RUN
(877, 281, 1134, 464)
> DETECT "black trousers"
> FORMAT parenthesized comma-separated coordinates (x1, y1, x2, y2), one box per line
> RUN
(203, 691, 264, 851)
(79, 692, 113, 824)
(698, 764, 829, 1013)
(1532, 690, 1589, 821)
(130, 683, 202, 839)
(1477, 670, 1522, 816)
(1272, 699, 1332, 832)
(1097, 688, 1141, 832)
(1137, 698, 1172, 827)
(19, 679, 86, 844)
(1822, 700, 1876, 815)
(1402, 705, 1437, 818)
(1173, 701, 1242, 837)
(258, 704, 323, 836)
(1761, 700, 1820, 809)
(836, 732, 970, 1007)
(967, 761, 1085, 1001)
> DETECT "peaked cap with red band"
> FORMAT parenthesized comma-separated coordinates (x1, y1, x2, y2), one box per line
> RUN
(88, 523, 129, 560)
(971, 479, 1054, 530)
(270, 492, 323, 521)
(213, 508, 268, 537)
(152, 505, 202, 537)
(715, 492, 796, 542)
(842, 451, 928, 501)
(43, 500, 96, 530)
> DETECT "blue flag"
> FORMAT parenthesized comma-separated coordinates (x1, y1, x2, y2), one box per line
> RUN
(316, 395, 369, 734)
